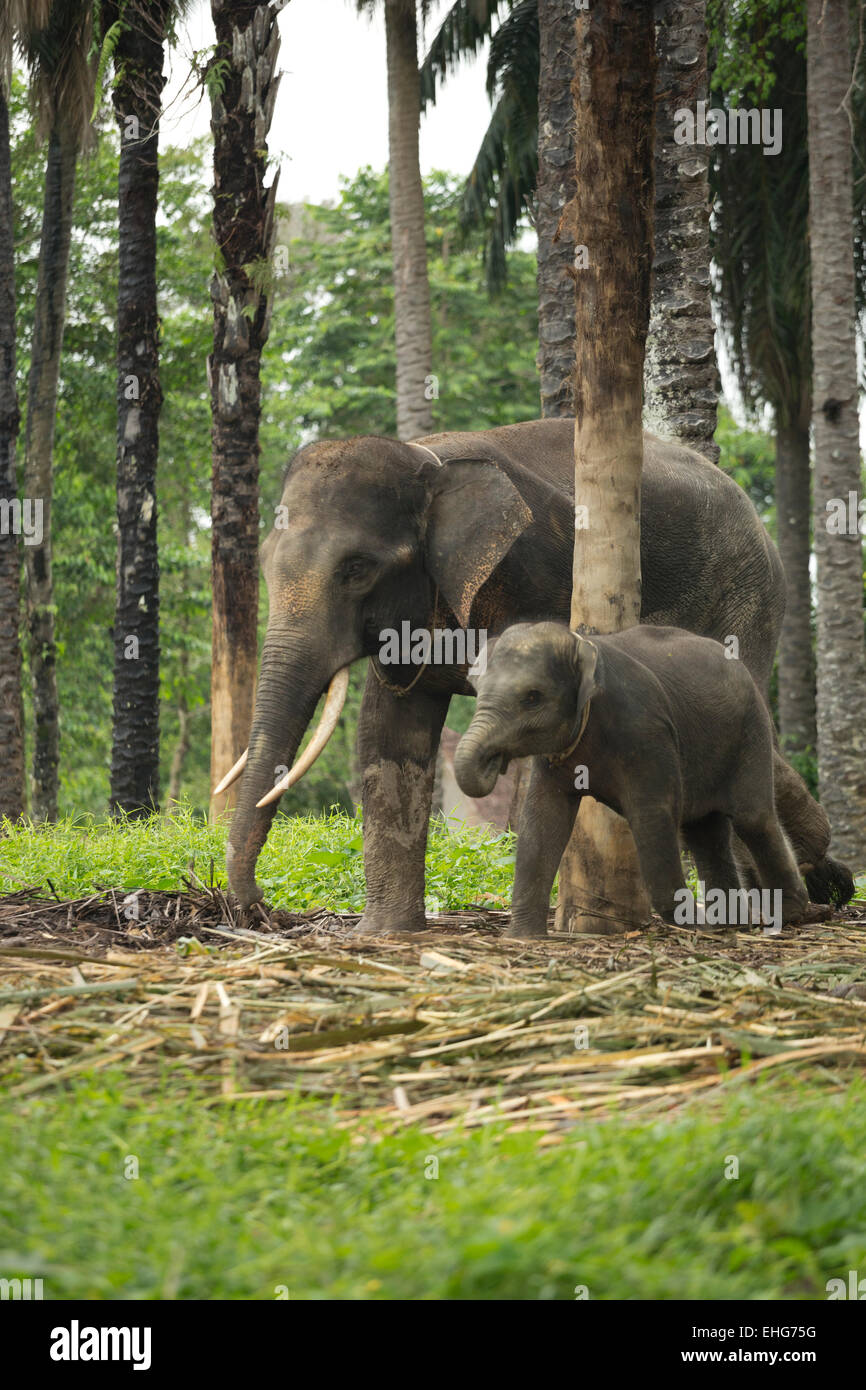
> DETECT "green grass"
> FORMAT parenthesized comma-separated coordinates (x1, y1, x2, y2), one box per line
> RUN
(0, 808, 516, 912)
(2, 1074, 865, 1299)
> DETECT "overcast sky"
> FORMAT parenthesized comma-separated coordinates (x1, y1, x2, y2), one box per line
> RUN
(162, 0, 497, 203)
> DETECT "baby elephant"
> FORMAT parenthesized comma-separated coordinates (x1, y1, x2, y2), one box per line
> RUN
(455, 622, 808, 938)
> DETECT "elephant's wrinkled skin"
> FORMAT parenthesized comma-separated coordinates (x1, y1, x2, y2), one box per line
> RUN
(225, 418, 853, 928)
(455, 622, 809, 937)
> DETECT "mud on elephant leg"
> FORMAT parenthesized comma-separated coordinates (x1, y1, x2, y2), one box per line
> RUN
(356, 667, 451, 935)
(772, 751, 855, 906)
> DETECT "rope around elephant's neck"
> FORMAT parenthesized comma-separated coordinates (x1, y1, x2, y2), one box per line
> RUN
(370, 586, 441, 699)
(546, 699, 592, 768)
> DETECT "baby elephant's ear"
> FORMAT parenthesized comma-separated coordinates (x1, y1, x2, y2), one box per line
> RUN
(425, 459, 533, 629)
(571, 632, 599, 713)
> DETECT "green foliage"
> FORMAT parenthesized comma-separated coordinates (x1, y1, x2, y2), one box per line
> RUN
(4, 1076, 866, 1297)
(203, 54, 230, 102)
(708, 0, 806, 105)
(264, 166, 538, 458)
(90, 18, 123, 122)
(716, 406, 776, 527)
(0, 809, 518, 911)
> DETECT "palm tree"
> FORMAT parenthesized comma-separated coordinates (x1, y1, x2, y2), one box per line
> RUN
(557, 0, 656, 934)
(0, 1, 50, 822)
(208, 0, 282, 818)
(712, 30, 815, 757)
(425, 1, 719, 455)
(101, 0, 175, 816)
(645, 0, 718, 462)
(19, 0, 95, 821)
(360, 0, 435, 440)
(806, 0, 866, 865)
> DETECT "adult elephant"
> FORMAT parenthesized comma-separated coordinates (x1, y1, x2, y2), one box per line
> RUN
(220, 418, 853, 928)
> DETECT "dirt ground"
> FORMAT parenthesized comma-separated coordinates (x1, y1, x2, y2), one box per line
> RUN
(2, 887, 865, 1134)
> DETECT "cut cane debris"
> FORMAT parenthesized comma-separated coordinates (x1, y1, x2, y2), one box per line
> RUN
(0, 886, 864, 1131)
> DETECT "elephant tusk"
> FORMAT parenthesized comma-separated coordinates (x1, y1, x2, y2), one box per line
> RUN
(256, 666, 350, 808)
(213, 748, 249, 796)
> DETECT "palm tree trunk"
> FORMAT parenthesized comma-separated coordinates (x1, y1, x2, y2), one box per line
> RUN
(536, 0, 577, 420)
(557, 0, 656, 935)
(504, 0, 579, 835)
(208, 0, 280, 818)
(0, 78, 25, 821)
(775, 421, 817, 757)
(385, 0, 433, 441)
(109, 1, 168, 816)
(644, 0, 719, 461)
(807, 0, 866, 865)
(23, 119, 77, 822)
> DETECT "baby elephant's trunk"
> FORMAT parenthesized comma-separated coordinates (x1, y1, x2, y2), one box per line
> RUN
(454, 716, 504, 799)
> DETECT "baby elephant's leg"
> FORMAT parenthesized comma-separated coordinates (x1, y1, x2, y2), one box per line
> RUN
(508, 760, 580, 939)
(627, 804, 688, 922)
(683, 813, 741, 897)
(732, 809, 808, 925)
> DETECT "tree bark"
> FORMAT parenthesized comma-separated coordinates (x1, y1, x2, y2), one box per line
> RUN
(536, 0, 577, 420)
(0, 78, 25, 821)
(385, 0, 434, 441)
(775, 422, 817, 758)
(557, 0, 656, 935)
(807, 0, 866, 865)
(109, 1, 169, 816)
(23, 120, 77, 822)
(644, 0, 719, 461)
(209, 0, 281, 818)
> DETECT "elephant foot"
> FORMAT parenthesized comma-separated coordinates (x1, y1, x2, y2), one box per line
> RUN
(805, 855, 855, 908)
(797, 902, 835, 925)
(503, 920, 548, 940)
(228, 879, 264, 910)
(355, 906, 428, 936)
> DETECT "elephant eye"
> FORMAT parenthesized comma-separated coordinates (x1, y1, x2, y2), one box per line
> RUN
(340, 554, 376, 584)
(522, 689, 543, 709)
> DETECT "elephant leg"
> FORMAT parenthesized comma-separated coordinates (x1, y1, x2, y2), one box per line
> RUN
(773, 749, 855, 906)
(627, 804, 688, 923)
(731, 832, 762, 893)
(508, 760, 580, 939)
(683, 813, 741, 897)
(356, 665, 450, 935)
(732, 808, 808, 925)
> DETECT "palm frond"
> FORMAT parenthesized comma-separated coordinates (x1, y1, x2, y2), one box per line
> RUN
(419, 0, 506, 109)
(711, 36, 811, 425)
(19, 0, 97, 147)
(459, 0, 537, 291)
(0, 0, 51, 92)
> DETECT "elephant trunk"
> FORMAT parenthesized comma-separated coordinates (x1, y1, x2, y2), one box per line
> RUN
(226, 634, 328, 908)
(454, 714, 506, 800)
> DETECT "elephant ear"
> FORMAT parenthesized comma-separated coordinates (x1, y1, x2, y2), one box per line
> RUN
(570, 632, 600, 714)
(425, 458, 533, 629)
